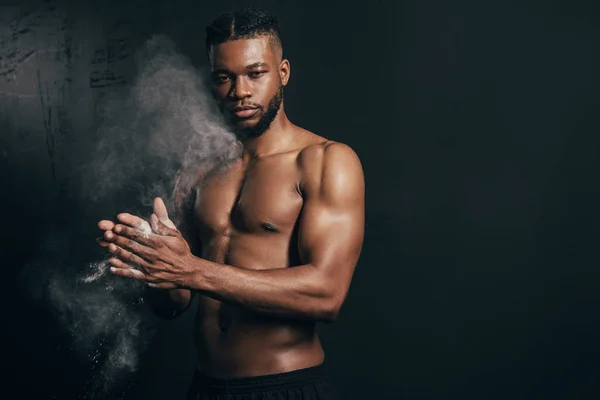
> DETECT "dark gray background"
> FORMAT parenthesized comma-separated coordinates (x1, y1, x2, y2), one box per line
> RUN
(2, 0, 599, 399)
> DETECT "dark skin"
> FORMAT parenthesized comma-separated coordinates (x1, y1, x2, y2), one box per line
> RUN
(97, 35, 365, 378)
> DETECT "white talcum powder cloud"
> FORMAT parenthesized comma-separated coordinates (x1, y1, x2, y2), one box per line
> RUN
(25, 34, 242, 398)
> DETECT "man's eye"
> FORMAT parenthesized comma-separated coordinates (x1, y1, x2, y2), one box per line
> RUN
(249, 71, 266, 78)
(214, 76, 230, 84)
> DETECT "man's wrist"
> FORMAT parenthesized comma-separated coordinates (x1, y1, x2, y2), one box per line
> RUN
(182, 255, 211, 291)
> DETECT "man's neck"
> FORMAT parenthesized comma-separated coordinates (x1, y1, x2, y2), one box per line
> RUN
(241, 112, 297, 160)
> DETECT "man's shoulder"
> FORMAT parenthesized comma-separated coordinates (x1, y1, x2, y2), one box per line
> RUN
(297, 134, 360, 170)
(296, 133, 362, 192)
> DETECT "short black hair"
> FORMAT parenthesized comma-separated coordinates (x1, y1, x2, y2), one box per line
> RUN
(205, 8, 282, 58)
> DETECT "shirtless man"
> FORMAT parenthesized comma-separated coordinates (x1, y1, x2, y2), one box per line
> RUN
(97, 8, 364, 400)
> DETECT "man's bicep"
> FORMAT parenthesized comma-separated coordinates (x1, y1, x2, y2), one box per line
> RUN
(297, 202, 364, 272)
(297, 143, 365, 290)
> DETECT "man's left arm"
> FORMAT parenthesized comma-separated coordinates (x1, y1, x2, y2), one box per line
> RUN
(194, 143, 365, 322)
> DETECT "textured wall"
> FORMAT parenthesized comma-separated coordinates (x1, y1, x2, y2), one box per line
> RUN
(2, 1, 600, 399)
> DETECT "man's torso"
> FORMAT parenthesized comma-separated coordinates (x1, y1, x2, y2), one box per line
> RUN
(189, 130, 331, 378)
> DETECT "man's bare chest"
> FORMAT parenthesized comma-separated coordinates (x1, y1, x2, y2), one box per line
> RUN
(192, 158, 304, 238)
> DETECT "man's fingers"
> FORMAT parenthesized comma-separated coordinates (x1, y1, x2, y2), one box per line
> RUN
(109, 264, 147, 280)
(107, 257, 147, 275)
(108, 259, 168, 285)
(153, 197, 169, 220)
(96, 237, 110, 247)
(116, 213, 152, 232)
(98, 220, 115, 230)
(108, 257, 161, 282)
(107, 256, 129, 269)
(147, 281, 179, 289)
(107, 244, 153, 271)
(151, 214, 179, 236)
(104, 230, 116, 241)
(106, 233, 153, 262)
(153, 197, 177, 229)
(113, 224, 154, 246)
(150, 213, 161, 234)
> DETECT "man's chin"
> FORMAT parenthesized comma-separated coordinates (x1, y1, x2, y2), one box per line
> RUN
(235, 118, 259, 127)
(228, 116, 258, 130)
(231, 123, 256, 136)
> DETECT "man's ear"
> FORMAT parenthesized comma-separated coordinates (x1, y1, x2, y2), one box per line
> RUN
(280, 59, 291, 86)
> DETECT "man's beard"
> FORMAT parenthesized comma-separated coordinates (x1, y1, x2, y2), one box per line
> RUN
(231, 86, 283, 140)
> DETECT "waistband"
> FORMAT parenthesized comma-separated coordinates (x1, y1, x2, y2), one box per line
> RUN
(191, 364, 327, 395)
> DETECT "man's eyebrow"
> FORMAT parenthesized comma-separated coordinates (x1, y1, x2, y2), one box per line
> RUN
(246, 62, 268, 69)
(211, 63, 269, 75)
(211, 68, 230, 75)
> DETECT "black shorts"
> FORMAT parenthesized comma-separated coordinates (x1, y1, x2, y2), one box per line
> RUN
(186, 364, 338, 400)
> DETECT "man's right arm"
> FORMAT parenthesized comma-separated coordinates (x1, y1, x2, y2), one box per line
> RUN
(145, 285, 193, 319)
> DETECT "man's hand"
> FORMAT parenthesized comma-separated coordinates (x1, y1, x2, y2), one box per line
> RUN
(97, 198, 195, 289)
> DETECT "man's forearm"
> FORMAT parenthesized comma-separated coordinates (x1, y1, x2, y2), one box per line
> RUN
(145, 287, 193, 319)
(184, 257, 340, 322)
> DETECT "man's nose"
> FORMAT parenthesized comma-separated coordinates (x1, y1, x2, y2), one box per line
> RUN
(229, 76, 251, 99)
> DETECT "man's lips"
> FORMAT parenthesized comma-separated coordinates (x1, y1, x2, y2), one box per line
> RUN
(231, 106, 259, 118)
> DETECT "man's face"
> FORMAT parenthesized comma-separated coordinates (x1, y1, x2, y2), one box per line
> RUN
(209, 36, 288, 139)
